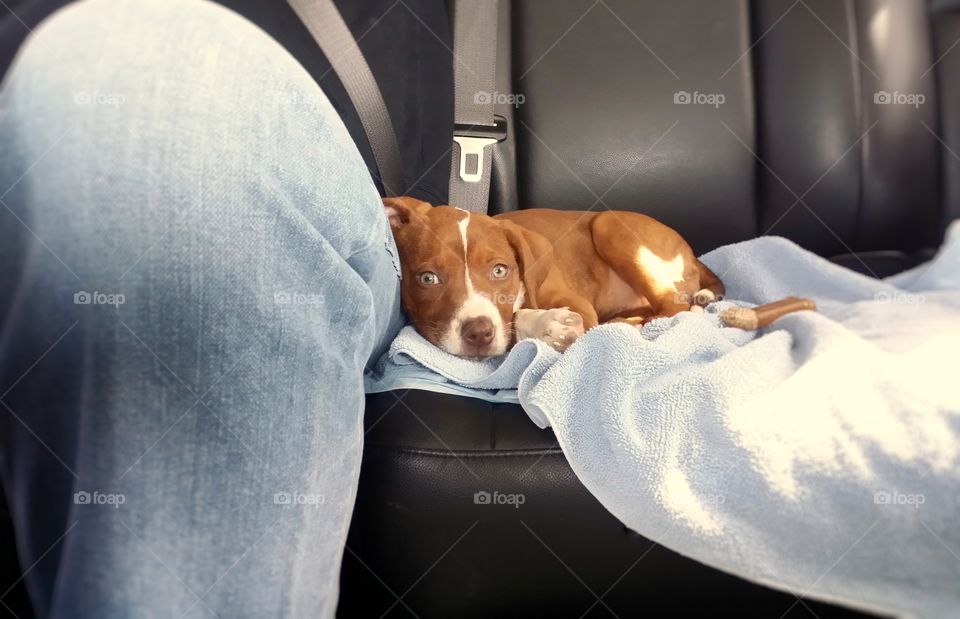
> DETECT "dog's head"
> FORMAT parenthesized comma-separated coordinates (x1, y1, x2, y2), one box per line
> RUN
(384, 196, 551, 359)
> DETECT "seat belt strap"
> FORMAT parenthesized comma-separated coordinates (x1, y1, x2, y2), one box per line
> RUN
(449, 0, 505, 212)
(287, 0, 405, 196)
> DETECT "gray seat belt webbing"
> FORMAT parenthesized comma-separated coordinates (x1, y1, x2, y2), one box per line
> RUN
(449, 0, 503, 213)
(287, 0, 405, 196)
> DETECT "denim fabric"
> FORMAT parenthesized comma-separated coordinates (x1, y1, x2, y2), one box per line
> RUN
(0, 0, 403, 616)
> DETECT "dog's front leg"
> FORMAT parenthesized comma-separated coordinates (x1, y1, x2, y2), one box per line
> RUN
(514, 308, 585, 352)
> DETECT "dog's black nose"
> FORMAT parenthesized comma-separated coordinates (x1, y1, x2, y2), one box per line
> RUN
(461, 317, 495, 347)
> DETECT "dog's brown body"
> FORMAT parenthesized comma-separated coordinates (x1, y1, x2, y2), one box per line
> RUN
(495, 208, 724, 329)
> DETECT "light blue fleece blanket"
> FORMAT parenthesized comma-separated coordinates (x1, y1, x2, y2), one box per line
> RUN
(365, 222, 960, 619)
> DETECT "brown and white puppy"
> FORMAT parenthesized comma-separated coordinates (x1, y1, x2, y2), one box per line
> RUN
(384, 196, 724, 359)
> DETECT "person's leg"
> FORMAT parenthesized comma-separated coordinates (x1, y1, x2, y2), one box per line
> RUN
(0, 0, 402, 616)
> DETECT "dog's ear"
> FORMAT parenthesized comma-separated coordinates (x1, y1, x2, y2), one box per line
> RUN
(383, 196, 432, 229)
(500, 220, 553, 309)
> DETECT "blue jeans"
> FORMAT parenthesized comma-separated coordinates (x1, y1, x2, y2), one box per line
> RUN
(0, 0, 404, 616)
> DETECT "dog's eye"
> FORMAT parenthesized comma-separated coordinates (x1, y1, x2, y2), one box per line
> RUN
(491, 264, 509, 279)
(418, 272, 440, 286)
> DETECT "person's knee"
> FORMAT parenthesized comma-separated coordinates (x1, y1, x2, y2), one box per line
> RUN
(2, 0, 385, 266)
(4, 0, 274, 110)
(4, 0, 339, 148)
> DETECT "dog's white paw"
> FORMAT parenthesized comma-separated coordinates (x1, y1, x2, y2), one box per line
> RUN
(542, 309, 585, 352)
(515, 307, 585, 353)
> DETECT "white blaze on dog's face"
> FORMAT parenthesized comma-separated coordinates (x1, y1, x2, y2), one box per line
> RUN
(384, 197, 543, 359)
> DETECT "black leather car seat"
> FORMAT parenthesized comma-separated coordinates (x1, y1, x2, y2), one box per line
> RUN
(339, 0, 954, 616)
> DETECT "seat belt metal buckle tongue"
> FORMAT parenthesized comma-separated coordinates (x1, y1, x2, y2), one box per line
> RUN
(454, 115, 507, 183)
